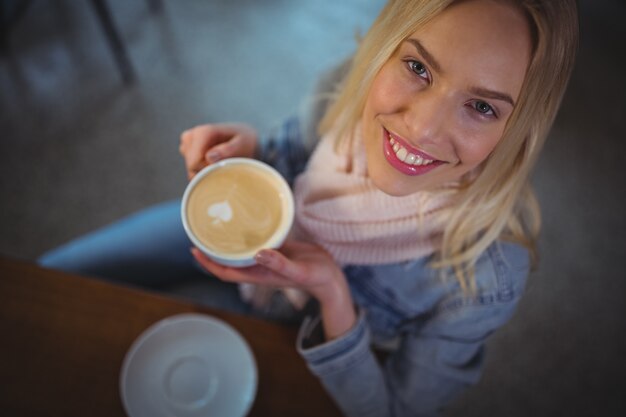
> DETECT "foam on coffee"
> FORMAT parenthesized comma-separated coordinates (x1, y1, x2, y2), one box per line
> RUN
(186, 163, 285, 256)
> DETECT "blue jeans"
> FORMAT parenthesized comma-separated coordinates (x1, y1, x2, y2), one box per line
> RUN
(39, 200, 317, 323)
(39, 199, 311, 322)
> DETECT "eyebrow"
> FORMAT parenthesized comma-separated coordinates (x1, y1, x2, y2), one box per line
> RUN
(468, 87, 516, 107)
(405, 38, 442, 73)
(405, 38, 516, 107)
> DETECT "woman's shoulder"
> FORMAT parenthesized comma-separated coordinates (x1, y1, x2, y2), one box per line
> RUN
(346, 240, 530, 316)
(475, 240, 530, 301)
(429, 241, 530, 331)
(342, 241, 530, 343)
(353, 239, 529, 289)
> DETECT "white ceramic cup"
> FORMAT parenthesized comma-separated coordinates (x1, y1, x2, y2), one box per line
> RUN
(181, 158, 294, 268)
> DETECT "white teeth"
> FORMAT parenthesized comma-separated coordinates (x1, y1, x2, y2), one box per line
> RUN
(388, 135, 434, 166)
(396, 147, 408, 162)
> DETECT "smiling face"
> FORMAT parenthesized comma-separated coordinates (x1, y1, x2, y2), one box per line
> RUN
(361, 0, 532, 196)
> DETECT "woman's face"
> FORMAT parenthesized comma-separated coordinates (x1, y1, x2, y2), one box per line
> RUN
(361, 0, 532, 196)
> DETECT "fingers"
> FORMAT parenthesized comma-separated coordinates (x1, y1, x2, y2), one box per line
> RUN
(191, 247, 225, 275)
(179, 126, 216, 180)
(191, 247, 254, 280)
(190, 247, 290, 286)
(254, 248, 309, 285)
(203, 134, 242, 164)
(179, 124, 257, 180)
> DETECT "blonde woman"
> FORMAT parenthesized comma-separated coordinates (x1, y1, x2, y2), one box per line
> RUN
(41, 0, 579, 415)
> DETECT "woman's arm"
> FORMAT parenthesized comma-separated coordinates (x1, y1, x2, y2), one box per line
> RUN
(298, 295, 525, 417)
(298, 244, 530, 417)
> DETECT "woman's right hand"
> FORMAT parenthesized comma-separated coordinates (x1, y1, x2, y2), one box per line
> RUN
(179, 123, 258, 180)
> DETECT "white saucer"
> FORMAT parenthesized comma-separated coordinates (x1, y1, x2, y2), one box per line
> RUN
(120, 313, 257, 417)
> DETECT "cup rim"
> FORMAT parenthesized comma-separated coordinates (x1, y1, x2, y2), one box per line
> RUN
(181, 157, 294, 267)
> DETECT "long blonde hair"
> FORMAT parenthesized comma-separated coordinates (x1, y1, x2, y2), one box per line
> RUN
(319, 0, 579, 291)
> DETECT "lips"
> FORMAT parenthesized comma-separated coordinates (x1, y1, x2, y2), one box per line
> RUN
(382, 128, 444, 176)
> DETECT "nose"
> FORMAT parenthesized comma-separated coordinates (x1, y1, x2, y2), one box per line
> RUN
(403, 90, 452, 146)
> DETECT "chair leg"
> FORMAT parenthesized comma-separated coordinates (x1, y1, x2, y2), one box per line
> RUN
(90, 0, 135, 84)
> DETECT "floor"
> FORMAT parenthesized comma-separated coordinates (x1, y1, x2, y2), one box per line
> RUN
(1, 0, 625, 416)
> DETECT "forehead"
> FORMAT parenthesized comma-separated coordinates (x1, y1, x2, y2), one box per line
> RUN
(406, 0, 532, 96)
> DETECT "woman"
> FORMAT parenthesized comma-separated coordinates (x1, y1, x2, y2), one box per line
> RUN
(42, 0, 579, 415)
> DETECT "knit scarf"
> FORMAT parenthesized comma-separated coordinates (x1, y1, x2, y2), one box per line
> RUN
(293, 126, 454, 265)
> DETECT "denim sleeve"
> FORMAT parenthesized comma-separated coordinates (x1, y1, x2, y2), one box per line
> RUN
(255, 116, 313, 187)
(297, 309, 391, 417)
(296, 246, 529, 417)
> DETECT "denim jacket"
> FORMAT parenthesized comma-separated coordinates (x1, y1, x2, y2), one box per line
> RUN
(258, 117, 530, 417)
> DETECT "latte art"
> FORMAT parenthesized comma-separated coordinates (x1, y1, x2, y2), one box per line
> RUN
(186, 164, 284, 255)
(207, 201, 233, 224)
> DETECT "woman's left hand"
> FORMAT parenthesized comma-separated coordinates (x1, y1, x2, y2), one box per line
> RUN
(190, 240, 357, 339)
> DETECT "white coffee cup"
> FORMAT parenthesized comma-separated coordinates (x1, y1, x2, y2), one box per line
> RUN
(181, 158, 294, 268)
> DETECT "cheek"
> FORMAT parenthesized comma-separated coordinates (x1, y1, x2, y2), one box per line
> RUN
(365, 66, 409, 115)
(457, 131, 503, 167)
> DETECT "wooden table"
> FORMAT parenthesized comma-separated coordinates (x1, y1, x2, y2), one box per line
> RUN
(0, 257, 342, 417)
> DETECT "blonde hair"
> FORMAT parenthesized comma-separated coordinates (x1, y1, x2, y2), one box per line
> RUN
(319, 0, 579, 291)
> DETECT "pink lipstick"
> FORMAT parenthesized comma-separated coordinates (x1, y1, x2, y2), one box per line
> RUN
(382, 128, 444, 176)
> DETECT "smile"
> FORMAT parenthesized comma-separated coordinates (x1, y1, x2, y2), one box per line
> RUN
(382, 128, 444, 176)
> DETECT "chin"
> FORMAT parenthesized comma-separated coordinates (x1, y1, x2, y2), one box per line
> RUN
(366, 158, 412, 197)
(370, 175, 416, 197)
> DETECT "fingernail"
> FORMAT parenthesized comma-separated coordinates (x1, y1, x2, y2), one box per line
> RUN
(206, 151, 220, 163)
(255, 250, 272, 265)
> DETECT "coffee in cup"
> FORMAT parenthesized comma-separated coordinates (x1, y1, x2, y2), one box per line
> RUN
(181, 158, 294, 267)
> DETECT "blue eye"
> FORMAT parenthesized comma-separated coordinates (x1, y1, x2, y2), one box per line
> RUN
(473, 100, 495, 116)
(408, 60, 429, 80)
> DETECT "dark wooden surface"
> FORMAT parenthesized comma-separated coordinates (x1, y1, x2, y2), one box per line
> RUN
(0, 257, 341, 417)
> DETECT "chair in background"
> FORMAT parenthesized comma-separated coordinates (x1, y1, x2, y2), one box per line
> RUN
(0, 0, 163, 84)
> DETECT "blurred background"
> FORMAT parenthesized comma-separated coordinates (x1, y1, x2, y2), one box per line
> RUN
(1, 0, 624, 416)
